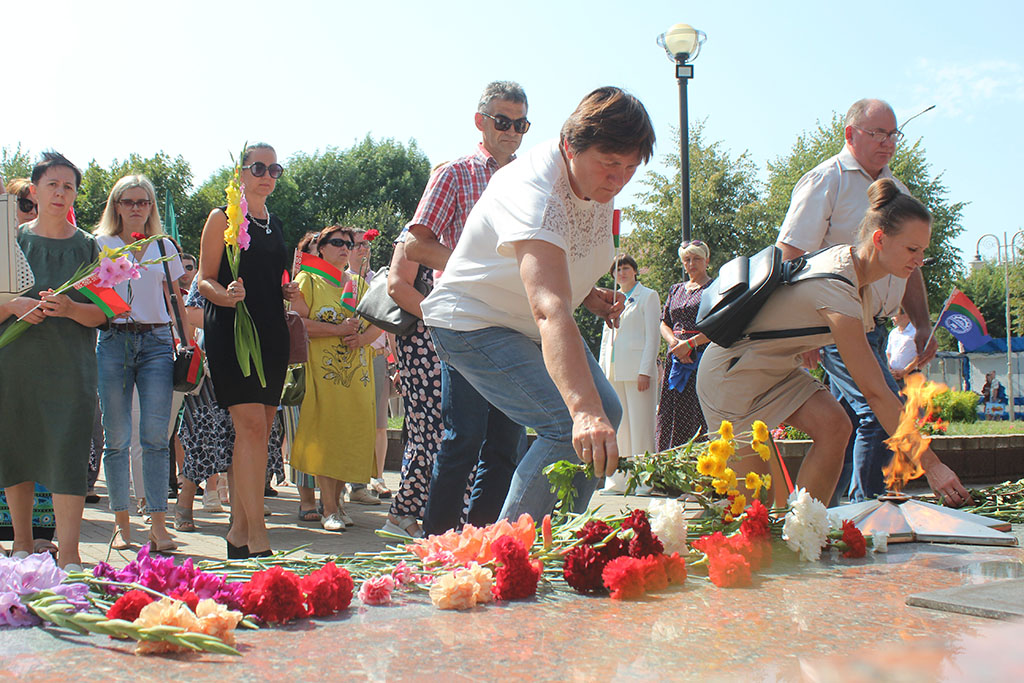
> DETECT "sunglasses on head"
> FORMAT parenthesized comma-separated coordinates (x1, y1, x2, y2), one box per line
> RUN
(681, 240, 705, 248)
(323, 237, 354, 249)
(242, 162, 284, 178)
(479, 112, 531, 134)
(17, 197, 37, 213)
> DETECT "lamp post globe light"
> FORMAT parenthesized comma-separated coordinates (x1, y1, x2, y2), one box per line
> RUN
(657, 23, 706, 245)
(974, 230, 1024, 419)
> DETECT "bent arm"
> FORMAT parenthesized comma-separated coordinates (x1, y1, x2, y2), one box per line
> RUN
(900, 268, 937, 364)
(197, 209, 233, 307)
(777, 242, 807, 261)
(405, 224, 452, 272)
(515, 238, 618, 476)
(387, 241, 426, 318)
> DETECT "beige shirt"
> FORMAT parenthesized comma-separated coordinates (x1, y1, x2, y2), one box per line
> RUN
(777, 147, 910, 317)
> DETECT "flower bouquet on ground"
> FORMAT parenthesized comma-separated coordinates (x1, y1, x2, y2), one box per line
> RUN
(0, 234, 173, 350)
(224, 144, 264, 387)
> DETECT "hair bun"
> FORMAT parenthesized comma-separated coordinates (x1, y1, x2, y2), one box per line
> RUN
(867, 178, 900, 210)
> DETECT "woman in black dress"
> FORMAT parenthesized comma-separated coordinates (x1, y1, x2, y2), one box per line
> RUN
(198, 142, 297, 558)
(654, 240, 713, 451)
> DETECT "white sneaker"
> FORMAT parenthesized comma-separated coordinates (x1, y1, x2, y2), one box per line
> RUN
(338, 505, 354, 527)
(348, 487, 381, 506)
(202, 487, 224, 512)
(321, 512, 347, 532)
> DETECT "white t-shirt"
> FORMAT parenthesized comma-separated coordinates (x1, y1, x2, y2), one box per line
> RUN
(96, 234, 185, 324)
(886, 322, 917, 371)
(421, 139, 615, 341)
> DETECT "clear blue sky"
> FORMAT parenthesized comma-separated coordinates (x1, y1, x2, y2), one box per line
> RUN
(4, 0, 1021, 265)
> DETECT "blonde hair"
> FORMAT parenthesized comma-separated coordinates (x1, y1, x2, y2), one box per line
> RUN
(678, 240, 710, 261)
(5, 178, 31, 198)
(94, 174, 163, 237)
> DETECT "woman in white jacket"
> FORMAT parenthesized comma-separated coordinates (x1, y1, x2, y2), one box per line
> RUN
(598, 254, 660, 492)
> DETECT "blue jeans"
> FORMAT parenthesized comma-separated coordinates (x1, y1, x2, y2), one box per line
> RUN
(822, 327, 901, 503)
(422, 362, 526, 534)
(429, 326, 622, 522)
(97, 327, 175, 513)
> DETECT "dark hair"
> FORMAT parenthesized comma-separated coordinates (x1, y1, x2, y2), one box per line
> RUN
(478, 81, 527, 113)
(317, 225, 354, 246)
(296, 230, 319, 254)
(181, 252, 197, 263)
(31, 150, 82, 189)
(560, 87, 655, 163)
(241, 142, 275, 165)
(857, 178, 931, 245)
(609, 254, 638, 276)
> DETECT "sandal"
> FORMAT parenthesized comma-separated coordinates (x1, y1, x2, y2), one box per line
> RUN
(111, 528, 134, 551)
(148, 534, 179, 554)
(298, 507, 321, 522)
(33, 538, 59, 557)
(174, 504, 198, 532)
(380, 515, 424, 539)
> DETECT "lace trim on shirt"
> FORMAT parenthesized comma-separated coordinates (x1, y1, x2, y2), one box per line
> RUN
(539, 174, 608, 262)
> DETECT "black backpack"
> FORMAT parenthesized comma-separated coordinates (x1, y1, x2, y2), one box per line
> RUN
(695, 245, 854, 348)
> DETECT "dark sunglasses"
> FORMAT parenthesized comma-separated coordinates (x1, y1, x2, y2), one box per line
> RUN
(118, 198, 153, 209)
(323, 237, 354, 249)
(681, 240, 705, 248)
(17, 197, 37, 213)
(480, 112, 530, 134)
(242, 162, 284, 178)
(183, 264, 196, 271)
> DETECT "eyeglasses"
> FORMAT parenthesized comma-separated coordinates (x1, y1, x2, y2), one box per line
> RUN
(117, 198, 153, 209)
(17, 197, 37, 213)
(242, 162, 284, 178)
(681, 240, 705, 248)
(479, 112, 531, 134)
(852, 125, 904, 144)
(352, 241, 369, 249)
(323, 237, 354, 249)
(183, 264, 195, 271)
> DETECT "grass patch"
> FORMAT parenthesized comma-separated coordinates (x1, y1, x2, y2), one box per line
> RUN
(944, 421, 1024, 436)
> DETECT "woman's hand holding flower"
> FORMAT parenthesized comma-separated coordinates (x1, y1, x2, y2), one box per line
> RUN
(40, 290, 73, 318)
(8, 296, 46, 325)
(224, 278, 245, 307)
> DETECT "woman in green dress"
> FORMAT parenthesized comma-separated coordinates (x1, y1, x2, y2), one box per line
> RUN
(0, 152, 108, 569)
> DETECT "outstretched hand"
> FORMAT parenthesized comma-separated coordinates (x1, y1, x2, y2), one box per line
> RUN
(583, 287, 625, 328)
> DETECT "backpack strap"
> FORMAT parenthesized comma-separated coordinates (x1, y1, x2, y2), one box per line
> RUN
(741, 271, 854, 342)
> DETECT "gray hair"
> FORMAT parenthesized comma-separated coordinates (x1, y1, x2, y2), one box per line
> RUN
(845, 98, 895, 127)
(478, 81, 528, 113)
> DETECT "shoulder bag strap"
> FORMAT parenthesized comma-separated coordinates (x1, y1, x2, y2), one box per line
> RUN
(155, 238, 187, 345)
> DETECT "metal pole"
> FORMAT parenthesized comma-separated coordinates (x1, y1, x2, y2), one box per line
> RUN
(677, 56, 691, 245)
(1004, 235, 1015, 420)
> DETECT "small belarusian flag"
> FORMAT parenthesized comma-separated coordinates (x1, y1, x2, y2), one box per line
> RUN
(74, 277, 130, 318)
(612, 209, 620, 248)
(298, 253, 342, 287)
(341, 279, 357, 314)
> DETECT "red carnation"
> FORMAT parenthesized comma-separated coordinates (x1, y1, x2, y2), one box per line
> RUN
(130, 232, 145, 241)
(363, 229, 380, 242)
(841, 520, 867, 559)
(707, 549, 752, 588)
(602, 556, 647, 600)
(740, 500, 771, 541)
(563, 544, 609, 594)
(660, 553, 688, 585)
(639, 556, 669, 591)
(622, 509, 664, 558)
(300, 562, 354, 616)
(106, 589, 154, 621)
(169, 588, 200, 612)
(576, 520, 615, 545)
(491, 536, 542, 601)
(242, 566, 308, 623)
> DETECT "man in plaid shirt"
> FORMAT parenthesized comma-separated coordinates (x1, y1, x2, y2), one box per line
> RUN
(406, 81, 530, 534)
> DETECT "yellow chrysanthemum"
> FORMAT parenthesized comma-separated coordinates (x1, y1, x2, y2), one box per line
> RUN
(697, 455, 717, 476)
(717, 420, 734, 442)
(731, 494, 747, 516)
(744, 471, 762, 494)
(708, 439, 735, 462)
(752, 420, 770, 442)
(763, 474, 772, 490)
(712, 477, 731, 495)
(753, 441, 771, 462)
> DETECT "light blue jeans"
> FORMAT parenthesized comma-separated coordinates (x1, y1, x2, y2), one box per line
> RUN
(97, 326, 175, 513)
(428, 326, 622, 521)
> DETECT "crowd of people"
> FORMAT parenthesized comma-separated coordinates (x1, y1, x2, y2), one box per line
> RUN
(0, 84, 974, 568)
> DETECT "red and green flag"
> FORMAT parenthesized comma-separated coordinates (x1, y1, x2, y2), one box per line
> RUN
(938, 289, 992, 351)
(74, 279, 130, 318)
(341, 279, 357, 314)
(298, 253, 342, 288)
(612, 209, 620, 248)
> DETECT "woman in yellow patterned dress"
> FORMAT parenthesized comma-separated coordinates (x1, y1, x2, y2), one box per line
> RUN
(290, 226, 380, 531)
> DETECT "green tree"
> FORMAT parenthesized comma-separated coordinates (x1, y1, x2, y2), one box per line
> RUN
(1, 145, 33, 185)
(622, 123, 772, 303)
(763, 113, 966, 313)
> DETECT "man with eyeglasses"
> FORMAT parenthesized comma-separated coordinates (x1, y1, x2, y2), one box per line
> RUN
(776, 98, 940, 504)
(404, 80, 530, 535)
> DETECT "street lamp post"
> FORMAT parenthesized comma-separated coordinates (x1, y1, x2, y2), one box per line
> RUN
(975, 231, 1024, 420)
(657, 23, 706, 245)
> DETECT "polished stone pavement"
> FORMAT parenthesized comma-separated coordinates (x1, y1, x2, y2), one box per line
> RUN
(3, 476, 1024, 681)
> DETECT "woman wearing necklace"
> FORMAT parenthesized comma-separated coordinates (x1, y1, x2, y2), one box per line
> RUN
(597, 254, 660, 493)
(94, 174, 188, 553)
(654, 239, 714, 451)
(198, 142, 296, 558)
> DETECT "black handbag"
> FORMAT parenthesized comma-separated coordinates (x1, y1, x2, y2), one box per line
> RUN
(355, 265, 429, 337)
(157, 239, 204, 393)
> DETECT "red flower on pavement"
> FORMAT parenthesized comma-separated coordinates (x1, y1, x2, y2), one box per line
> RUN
(169, 588, 200, 612)
(300, 562, 354, 616)
(106, 589, 154, 621)
(660, 553, 688, 585)
(563, 544, 609, 594)
(242, 566, 307, 623)
(622, 509, 664, 559)
(707, 548, 752, 588)
(639, 556, 669, 591)
(840, 520, 867, 558)
(576, 520, 615, 545)
(740, 500, 771, 541)
(602, 556, 647, 600)
(491, 536, 542, 601)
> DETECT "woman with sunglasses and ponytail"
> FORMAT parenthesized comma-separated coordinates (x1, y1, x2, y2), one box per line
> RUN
(654, 239, 714, 451)
(198, 142, 296, 558)
(5, 178, 39, 225)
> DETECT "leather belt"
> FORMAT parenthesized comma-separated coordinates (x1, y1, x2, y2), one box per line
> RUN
(110, 322, 168, 333)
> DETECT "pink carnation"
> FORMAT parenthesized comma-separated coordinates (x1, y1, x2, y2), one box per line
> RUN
(390, 561, 416, 587)
(358, 575, 395, 606)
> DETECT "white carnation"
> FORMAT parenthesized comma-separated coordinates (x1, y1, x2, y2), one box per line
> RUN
(871, 531, 888, 553)
(647, 498, 688, 555)
(782, 488, 830, 561)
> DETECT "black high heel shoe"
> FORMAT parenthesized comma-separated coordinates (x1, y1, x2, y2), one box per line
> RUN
(226, 539, 249, 559)
(248, 549, 272, 558)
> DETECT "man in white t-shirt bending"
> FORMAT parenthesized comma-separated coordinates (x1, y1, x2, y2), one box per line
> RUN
(421, 86, 656, 521)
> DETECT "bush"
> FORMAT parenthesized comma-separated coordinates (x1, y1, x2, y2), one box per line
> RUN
(931, 390, 979, 424)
